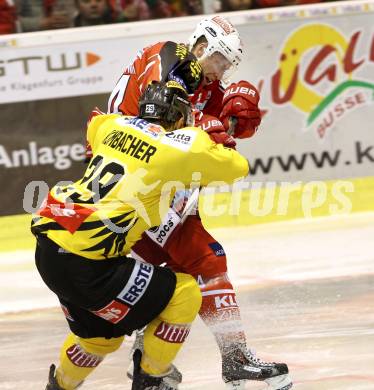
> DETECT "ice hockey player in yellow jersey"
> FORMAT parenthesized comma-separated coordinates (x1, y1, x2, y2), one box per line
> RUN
(32, 81, 249, 390)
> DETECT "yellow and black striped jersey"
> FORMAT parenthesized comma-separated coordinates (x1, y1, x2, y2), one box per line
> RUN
(31, 114, 249, 260)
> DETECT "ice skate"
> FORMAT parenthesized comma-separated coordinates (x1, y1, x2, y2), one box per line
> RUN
(45, 364, 83, 390)
(222, 348, 292, 390)
(45, 365, 64, 390)
(127, 329, 182, 389)
(131, 349, 179, 390)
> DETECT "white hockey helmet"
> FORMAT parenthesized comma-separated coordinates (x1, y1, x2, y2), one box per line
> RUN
(188, 15, 243, 81)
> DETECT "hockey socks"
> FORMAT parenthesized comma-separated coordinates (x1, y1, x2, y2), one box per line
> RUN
(198, 273, 247, 355)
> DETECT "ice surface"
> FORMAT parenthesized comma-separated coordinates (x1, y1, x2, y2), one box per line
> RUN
(1, 212, 373, 389)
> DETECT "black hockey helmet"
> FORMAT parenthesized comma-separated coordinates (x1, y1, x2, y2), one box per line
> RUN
(139, 81, 194, 128)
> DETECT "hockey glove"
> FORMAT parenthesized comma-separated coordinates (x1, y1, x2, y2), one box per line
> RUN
(220, 80, 262, 139)
(196, 112, 236, 149)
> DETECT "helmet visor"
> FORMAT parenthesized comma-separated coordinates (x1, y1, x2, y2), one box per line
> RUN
(167, 94, 194, 128)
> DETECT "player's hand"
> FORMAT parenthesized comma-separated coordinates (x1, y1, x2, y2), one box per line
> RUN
(208, 131, 237, 149)
(85, 107, 105, 162)
(196, 113, 237, 149)
(220, 80, 262, 139)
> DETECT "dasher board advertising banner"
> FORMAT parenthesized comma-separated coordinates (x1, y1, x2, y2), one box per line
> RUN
(0, 94, 107, 216)
(235, 5, 374, 181)
(0, 40, 144, 105)
(0, 1, 373, 217)
(0, 23, 190, 105)
(0, 1, 373, 106)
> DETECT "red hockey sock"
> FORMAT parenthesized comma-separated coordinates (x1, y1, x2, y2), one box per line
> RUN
(197, 273, 247, 355)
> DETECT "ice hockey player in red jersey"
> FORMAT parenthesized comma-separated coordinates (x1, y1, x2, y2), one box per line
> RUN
(106, 15, 292, 390)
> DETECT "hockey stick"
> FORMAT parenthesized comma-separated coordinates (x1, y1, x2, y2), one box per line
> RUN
(180, 188, 200, 224)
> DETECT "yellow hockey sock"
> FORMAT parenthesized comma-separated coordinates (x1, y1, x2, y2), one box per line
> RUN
(56, 332, 124, 389)
(141, 273, 202, 375)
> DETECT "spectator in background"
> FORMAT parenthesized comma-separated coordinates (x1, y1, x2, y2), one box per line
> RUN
(151, 0, 172, 18)
(0, 0, 18, 34)
(253, 0, 322, 7)
(216, 0, 324, 9)
(15, 0, 75, 32)
(109, 0, 151, 22)
(110, 0, 203, 23)
(185, 0, 204, 15)
(74, 0, 113, 26)
(168, 0, 203, 16)
(218, 0, 252, 11)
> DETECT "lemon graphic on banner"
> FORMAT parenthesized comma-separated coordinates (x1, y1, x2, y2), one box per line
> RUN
(279, 24, 348, 113)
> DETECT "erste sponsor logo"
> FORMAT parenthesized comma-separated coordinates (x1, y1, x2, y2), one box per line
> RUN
(117, 261, 153, 305)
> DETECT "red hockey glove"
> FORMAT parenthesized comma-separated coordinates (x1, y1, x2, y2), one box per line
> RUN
(85, 107, 105, 162)
(220, 80, 262, 139)
(196, 113, 236, 149)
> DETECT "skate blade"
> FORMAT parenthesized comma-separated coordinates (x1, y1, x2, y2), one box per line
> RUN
(265, 374, 293, 390)
(225, 380, 246, 389)
(126, 361, 134, 380)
